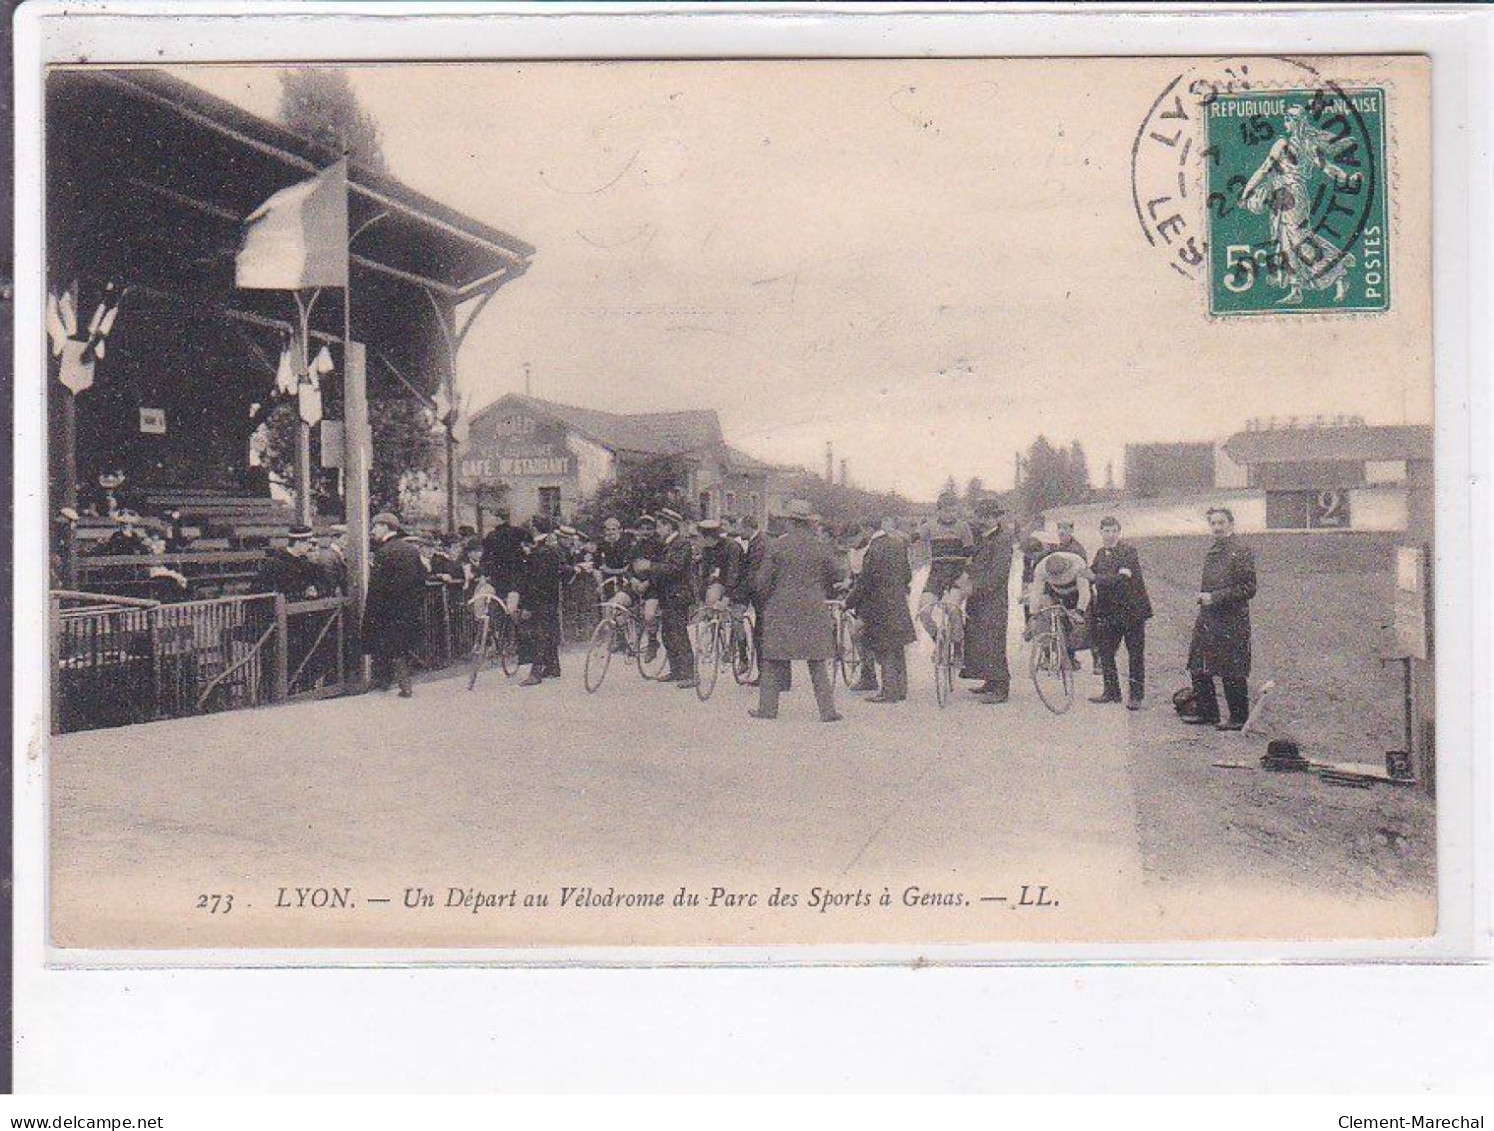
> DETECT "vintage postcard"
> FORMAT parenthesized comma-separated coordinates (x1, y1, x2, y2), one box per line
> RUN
(40, 54, 1437, 953)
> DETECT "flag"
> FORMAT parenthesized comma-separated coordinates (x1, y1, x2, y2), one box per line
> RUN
(235, 160, 349, 290)
(274, 338, 298, 396)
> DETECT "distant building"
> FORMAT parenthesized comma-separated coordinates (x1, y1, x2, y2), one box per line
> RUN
(1223, 423, 1432, 531)
(457, 394, 779, 526)
(1123, 440, 1248, 496)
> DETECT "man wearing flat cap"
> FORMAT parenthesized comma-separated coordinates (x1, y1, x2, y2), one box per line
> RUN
(751, 499, 844, 722)
(362, 511, 425, 697)
(961, 497, 1015, 703)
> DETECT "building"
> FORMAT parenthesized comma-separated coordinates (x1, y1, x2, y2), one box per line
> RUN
(1046, 421, 1432, 548)
(1123, 440, 1248, 496)
(1223, 422, 1432, 532)
(457, 394, 778, 527)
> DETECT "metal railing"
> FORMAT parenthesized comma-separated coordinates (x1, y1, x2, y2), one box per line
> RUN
(51, 574, 602, 735)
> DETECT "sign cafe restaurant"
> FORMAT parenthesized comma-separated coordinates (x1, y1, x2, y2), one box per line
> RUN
(456, 393, 778, 528)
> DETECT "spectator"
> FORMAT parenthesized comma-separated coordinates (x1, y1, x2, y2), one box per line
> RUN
(961, 497, 1015, 703)
(96, 510, 151, 557)
(845, 514, 916, 703)
(254, 525, 321, 599)
(362, 512, 425, 697)
(1085, 516, 1153, 709)
(750, 499, 843, 722)
(480, 507, 527, 619)
(650, 508, 697, 688)
(735, 513, 770, 686)
(1182, 507, 1257, 731)
(518, 514, 565, 686)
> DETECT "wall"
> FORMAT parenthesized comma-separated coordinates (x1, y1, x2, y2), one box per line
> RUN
(1044, 485, 1407, 552)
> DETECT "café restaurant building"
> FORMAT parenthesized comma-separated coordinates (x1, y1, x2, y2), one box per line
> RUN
(458, 394, 777, 527)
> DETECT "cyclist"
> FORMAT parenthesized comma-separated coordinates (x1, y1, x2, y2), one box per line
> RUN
(695, 518, 743, 606)
(1024, 545, 1092, 666)
(627, 514, 664, 662)
(916, 490, 975, 643)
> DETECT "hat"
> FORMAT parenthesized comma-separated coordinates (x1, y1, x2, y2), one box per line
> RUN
(656, 507, 684, 525)
(114, 509, 142, 525)
(1043, 552, 1082, 583)
(58, 507, 79, 523)
(637, 513, 656, 527)
(371, 511, 402, 531)
(288, 524, 314, 541)
(558, 524, 580, 538)
(779, 498, 819, 523)
(697, 518, 723, 534)
(98, 471, 126, 489)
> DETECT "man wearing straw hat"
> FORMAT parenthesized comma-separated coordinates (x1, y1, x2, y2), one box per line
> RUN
(750, 498, 844, 722)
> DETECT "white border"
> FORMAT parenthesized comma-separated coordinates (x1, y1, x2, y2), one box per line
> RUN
(13, 1, 1493, 1091)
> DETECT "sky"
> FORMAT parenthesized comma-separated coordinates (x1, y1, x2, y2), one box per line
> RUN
(178, 58, 1432, 500)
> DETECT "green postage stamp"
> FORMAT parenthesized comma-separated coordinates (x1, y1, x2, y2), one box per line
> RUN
(1206, 86, 1388, 315)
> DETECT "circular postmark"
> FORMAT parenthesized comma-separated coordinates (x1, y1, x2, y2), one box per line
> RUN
(1131, 58, 1388, 314)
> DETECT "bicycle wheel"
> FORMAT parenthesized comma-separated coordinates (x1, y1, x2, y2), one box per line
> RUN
(583, 618, 614, 693)
(934, 621, 953, 708)
(496, 614, 519, 676)
(731, 617, 756, 685)
(466, 618, 492, 691)
(694, 621, 721, 701)
(1030, 631, 1073, 715)
(836, 614, 862, 688)
(636, 617, 668, 680)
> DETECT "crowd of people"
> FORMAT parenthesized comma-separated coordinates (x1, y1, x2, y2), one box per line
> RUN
(359, 490, 1258, 731)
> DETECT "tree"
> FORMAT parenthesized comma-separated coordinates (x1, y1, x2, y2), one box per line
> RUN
(964, 476, 986, 506)
(939, 475, 959, 501)
(1016, 435, 1092, 517)
(574, 455, 694, 531)
(279, 69, 388, 172)
(259, 71, 437, 518)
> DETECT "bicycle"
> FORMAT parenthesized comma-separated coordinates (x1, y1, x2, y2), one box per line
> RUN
(688, 601, 737, 701)
(1028, 601, 1077, 715)
(729, 604, 757, 686)
(929, 599, 963, 709)
(466, 582, 520, 691)
(583, 576, 666, 692)
(826, 598, 863, 689)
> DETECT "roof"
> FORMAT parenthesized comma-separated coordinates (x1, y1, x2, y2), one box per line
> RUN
(1224, 425, 1433, 465)
(472, 394, 724, 457)
(721, 444, 788, 474)
(49, 68, 534, 295)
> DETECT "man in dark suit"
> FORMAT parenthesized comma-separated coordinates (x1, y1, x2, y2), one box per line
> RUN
(846, 515, 916, 702)
(1085, 516, 1153, 709)
(750, 499, 843, 721)
(650, 508, 697, 687)
(362, 512, 426, 697)
(736, 513, 770, 686)
(1183, 506, 1258, 731)
(961, 498, 1015, 703)
(518, 515, 565, 686)
(480, 507, 528, 619)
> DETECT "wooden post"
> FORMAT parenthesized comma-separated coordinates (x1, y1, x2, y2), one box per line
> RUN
(343, 340, 371, 642)
(272, 593, 289, 702)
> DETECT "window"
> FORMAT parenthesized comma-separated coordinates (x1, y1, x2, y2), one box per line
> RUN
(538, 486, 562, 520)
(699, 491, 713, 519)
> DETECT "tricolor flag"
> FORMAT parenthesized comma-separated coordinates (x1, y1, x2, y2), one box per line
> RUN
(235, 160, 350, 290)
